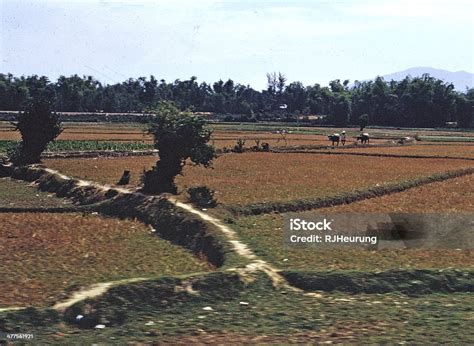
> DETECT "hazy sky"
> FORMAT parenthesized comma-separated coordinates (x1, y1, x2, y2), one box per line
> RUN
(1, 0, 472, 89)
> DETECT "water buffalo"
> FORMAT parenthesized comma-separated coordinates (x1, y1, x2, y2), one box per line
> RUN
(328, 133, 340, 146)
(357, 133, 370, 144)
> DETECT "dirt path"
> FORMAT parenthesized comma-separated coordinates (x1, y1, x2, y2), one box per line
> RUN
(52, 278, 148, 311)
(2, 167, 299, 313)
(168, 198, 299, 290)
(40, 169, 296, 290)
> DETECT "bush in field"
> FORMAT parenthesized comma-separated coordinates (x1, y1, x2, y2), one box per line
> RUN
(143, 101, 215, 194)
(187, 186, 217, 207)
(9, 96, 62, 165)
(234, 138, 246, 153)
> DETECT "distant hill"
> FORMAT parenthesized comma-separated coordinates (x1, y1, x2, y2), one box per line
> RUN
(366, 67, 473, 91)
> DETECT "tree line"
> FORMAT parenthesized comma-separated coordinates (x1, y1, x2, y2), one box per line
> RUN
(0, 72, 472, 127)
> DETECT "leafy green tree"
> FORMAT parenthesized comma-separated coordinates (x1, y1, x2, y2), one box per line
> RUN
(455, 90, 474, 127)
(142, 101, 215, 194)
(9, 95, 62, 165)
(0, 72, 471, 129)
(359, 113, 369, 131)
(331, 94, 351, 126)
(283, 82, 307, 112)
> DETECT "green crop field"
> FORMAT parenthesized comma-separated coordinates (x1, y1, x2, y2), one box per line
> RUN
(0, 178, 72, 208)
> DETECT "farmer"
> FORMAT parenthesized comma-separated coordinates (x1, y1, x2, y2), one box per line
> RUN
(341, 131, 347, 146)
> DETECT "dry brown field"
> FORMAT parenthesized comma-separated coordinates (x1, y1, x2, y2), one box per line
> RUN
(332, 143, 474, 158)
(318, 173, 474, 213)
(45, 153, 474, 206)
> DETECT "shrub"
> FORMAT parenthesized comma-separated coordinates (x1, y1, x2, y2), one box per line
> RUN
(9, 97, 62, 165)
(187, 186, 217, 208)
(233, 138, 245, 153)
(142, 101, 215, 194)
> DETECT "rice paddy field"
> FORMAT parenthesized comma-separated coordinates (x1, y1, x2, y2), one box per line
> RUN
(0, 177, 72, 208)
(233, 213, 474, 271)
(319, 173, 474, 213)
(1, 120, 474, 343)
(3, 121, 472, 152)
(0, 211, 213, 307)
(45, 152, 474, 206)
(328, 143, 474, 159)
(0, 174, 215, 309)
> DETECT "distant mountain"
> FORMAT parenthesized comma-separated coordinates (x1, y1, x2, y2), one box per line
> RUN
(366, 67, 473, 91)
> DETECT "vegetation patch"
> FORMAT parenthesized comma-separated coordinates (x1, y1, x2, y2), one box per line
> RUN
(282, 269, 474, 294)
(187, 186, 217, 208)
(0, 177, 71, 208)
(61, 272, 245, 328)
(0, 140, 153, 154)
(95, 193, 238, 268)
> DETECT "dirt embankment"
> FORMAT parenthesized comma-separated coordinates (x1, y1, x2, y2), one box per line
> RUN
(4, 164, 233, 268)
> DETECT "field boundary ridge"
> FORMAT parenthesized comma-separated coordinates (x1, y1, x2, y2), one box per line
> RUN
(227, 167, 474, 216)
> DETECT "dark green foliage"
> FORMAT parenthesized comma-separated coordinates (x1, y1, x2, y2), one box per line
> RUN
(0, 140, 153, 154)
(9, 96, 62, 165)
(455, 90, 474, 128)
(0, 72, 471, 128)
(187, 186, 217, 207)
(359, 113, 369, 131)
(0, 307, 60, 331)
(143, 101, 215, 194)
(233, 138, 246, 153)
(282, 269, 474, 294)
(61, 272, 244, 328)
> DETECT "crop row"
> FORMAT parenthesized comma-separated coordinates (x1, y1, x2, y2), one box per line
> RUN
(0, 140, 154, 154)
